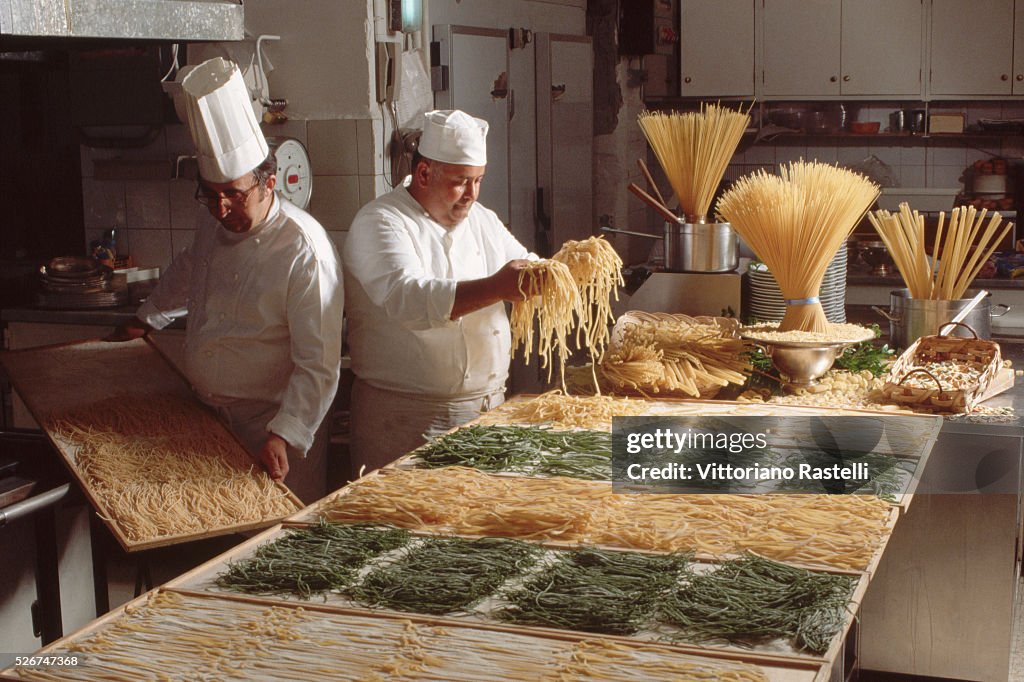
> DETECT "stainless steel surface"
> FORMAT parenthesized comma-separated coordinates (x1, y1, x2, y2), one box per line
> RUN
(664, 221, 738, 273)
(0, 0, 244, 41)
(0, 483, 69, 527)
(621, 271, 742, 318)
(881, 288, 1010, 348)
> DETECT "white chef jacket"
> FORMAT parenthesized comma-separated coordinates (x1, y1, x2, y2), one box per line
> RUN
(137, 195, 344, 453)
(344, 182, 530, 399)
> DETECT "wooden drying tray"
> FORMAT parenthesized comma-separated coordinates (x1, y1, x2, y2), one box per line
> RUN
(295, 465, 900, 576)
(438, 393, 943, 514)
(165, 518, 868, 671)
(0, 338, 302, 552)
(0, 583, 830, 682)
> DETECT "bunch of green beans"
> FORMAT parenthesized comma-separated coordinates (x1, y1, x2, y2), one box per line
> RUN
(351, 536, 541, 615)
(778, 448, 908, 501)
(415, 425, 613, 480)
(498, 548, 691, 635)
(214, 522, 410, 600)
(659, 554, 856, 654)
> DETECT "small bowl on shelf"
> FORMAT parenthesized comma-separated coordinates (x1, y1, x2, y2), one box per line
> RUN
(850, 121, 881, 134)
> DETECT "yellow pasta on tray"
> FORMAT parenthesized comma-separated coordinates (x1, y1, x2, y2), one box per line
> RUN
(0, 339, 301, 551)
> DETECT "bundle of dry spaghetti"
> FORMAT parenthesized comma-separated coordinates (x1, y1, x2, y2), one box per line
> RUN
(318, 467, 891, 571)
(600, 313, 752, 397)
(717, 160, 880, 333)
(637, 103, 751, 222)
(477, 390, 651, 430)
(510, 259, 582, 388)
(46, 393, 297, 544)
(868, 202, 1013, 299)
(20, 590, 767, 682)
(552, 236, 624, 359)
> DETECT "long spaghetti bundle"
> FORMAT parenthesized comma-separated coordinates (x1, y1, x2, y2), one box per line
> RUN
(637, 103, 751, 221)
(510, 260, 582, 387)
(717, 160, 880, 333)
(552, 236, 624, 358)
(868, 202, 1013, 299)
(47, 393, 297, 543)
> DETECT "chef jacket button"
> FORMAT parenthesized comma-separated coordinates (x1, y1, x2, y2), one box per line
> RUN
(492, 329, 500, 336)
(254, 237, 261, 245)
(489, 372, 497, 378)
(464, 373, 470, 380)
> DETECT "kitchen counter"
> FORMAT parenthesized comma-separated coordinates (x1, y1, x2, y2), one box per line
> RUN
(0, 305, 185, 329)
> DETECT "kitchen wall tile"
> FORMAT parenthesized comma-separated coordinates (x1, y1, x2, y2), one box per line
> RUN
(308, 119, 359, 175)
(309, 175, 360, 231)
(326, 229, 348, 256)
(129, 229, 173, 270)
(744, 143, 775, 165)
(125, 182, 170, 231)
(108, 126, 167, 161)
(899, 165, 927, 187)
(169, 179, 206, 231)
(866, 143, 899, 167)
(775, 143, 807, 165)
(805, 145, 837, 164)
(930, 165, 964, 188)
(264, 119, 309, 147)
(899, 145, 926, 165)
(836, 144, 870, 166)
(357, 118, 385, 176)
(927, 145, 966, 166)
(357, 175, 376, 209)
(81, 178, 126, 233)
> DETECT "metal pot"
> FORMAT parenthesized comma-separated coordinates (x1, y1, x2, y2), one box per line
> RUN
(664, 221, 738, 273)
(873, 289, 1010, 349)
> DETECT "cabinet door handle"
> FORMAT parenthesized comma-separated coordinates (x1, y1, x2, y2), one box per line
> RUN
(1017, 74, 1023, 82)
(830, 75, 838, 82)
(684, 76, 692, 83)
(842, 75, 850, 82)
(1001, 74, 1010, 81)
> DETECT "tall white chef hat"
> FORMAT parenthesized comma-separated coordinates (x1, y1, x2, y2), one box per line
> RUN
(182, 57, 269, 184)
(418, 109, 488, 166)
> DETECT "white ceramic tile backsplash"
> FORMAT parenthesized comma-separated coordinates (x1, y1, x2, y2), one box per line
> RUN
(310, 175, 360, 231)
(308, 119, 359, 175)
(125, 182, 171, 232)
(129, 229, 173, 270)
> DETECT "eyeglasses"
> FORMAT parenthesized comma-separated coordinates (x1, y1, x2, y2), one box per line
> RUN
(194, 175, 262, 208)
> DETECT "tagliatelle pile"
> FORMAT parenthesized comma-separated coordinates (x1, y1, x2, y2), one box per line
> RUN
(12, 590, 769, 682)
(318, 467, 892, 571)
(477, 390, 651, 430)
(551, 236, 624, 360)
(47, 393, 298, 543)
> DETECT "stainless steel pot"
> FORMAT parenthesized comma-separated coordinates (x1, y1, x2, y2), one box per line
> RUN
(599, 221, 739, 273)
(664, 221, 738, 273)
(873, 289, 1010, 349)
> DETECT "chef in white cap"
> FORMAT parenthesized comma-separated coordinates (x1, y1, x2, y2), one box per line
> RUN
(113, 57, 344, 504)
(343, 109, 533, 479)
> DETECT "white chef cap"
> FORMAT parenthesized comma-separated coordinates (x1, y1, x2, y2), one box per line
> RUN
(418, 109, 488, 166)
(182, 57, 269, 184)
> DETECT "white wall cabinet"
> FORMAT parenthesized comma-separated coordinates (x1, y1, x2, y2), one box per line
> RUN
(761, 0, 922, 98)
(679, 0, 755, 97)
(929, 0, 1014, 96)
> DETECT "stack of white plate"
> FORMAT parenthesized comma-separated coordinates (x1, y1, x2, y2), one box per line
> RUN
(747, 247, 847, 323)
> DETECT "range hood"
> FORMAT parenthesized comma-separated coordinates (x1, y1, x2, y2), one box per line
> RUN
(0, 0, 243, 42)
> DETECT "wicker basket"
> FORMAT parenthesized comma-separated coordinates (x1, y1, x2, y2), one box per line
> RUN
(880, 322, 1002, 413)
